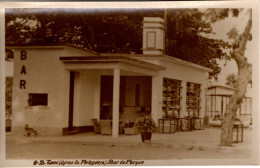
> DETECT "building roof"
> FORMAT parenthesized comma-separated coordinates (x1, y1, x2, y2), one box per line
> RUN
(60, 56, 166, 71)
(100, 53, 212, 73)
(207, 85, 235, 91)
(6, 44, 212, 72)
(6, 44, 98, 55)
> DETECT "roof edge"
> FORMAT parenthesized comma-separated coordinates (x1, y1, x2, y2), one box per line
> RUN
(101, 53, 212, 73)
(163, 55, 213, 73)
(59, 56, 166, 71)
(207, 85, 235, 90)
(6, 44, 98, 55)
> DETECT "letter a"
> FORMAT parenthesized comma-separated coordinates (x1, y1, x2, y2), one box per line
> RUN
(20, 65, 26, 75)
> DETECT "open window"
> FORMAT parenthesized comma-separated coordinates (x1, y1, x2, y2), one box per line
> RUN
(28, 93, 48, 106)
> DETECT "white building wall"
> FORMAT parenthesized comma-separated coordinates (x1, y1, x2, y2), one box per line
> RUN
(5, 61, 14, 77)
(11, 47, 92, 135)
(159, 60, 206, 83)
(159, 59, 208, 118)
(62, 69, 70, 128)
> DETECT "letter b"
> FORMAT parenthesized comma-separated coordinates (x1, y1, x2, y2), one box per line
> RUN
(21, 51, 27, 60)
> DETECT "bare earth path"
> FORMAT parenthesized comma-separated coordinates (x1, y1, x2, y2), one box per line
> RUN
(6, 140, 252, 160)
(4, 127, 253, 162)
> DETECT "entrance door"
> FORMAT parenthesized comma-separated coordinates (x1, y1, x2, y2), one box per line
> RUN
(68, 71, 74, 131)
(100, 76, 113, 119)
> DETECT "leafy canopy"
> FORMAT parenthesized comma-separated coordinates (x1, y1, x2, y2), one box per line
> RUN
(6, 8, 232, 79)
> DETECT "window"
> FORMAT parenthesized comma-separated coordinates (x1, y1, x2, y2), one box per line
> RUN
(162, 78, 182, 118)
(28, 93, 48, 106)
(186, 82, 201, 117)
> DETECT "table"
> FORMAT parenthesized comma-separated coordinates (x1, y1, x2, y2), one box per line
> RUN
(191, 117, 205, 130)
(233, 123, 243, 143)
(100, 120, 125, 135)
(158, 118, 177, 134)
(177, 117, 192, 131)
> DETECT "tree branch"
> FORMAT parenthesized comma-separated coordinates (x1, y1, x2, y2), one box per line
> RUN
(231, 9, 252, 69)
(232, 9, 252, 63)
(238, 9, 252, 56)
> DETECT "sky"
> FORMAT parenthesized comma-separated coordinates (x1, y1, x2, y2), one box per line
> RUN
(208, 9, 256, 87)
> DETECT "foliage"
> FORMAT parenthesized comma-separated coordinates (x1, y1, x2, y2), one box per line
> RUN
(166, 9, 230, 79)
(206, 8, 252, 146)
(5, 48, 14, 61)
(225, 73, 238, 88)
(5, 8, 232, 80)
(5, 77, 13, 119)
(135, 115, 157, 133)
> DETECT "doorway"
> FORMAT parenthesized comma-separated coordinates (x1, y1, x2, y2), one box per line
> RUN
(68, 71, 74, 131)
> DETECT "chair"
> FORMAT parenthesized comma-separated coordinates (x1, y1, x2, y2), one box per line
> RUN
(119, 120, 125, 134)
(100, 120, 112, 135)
(91, 118, 101, 134)
(124, 121, 138, 135)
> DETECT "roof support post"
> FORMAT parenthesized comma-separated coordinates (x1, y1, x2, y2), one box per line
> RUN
(151, 72, 162, 124)
(200, 82, 206, 118)
(180, 80, 187, 117)
(112, 68, 120, 138)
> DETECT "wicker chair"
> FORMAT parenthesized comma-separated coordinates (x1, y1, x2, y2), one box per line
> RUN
(91, 118, 101, 134)
(100, 120, 112, 135)
(124, 121, 138, 135)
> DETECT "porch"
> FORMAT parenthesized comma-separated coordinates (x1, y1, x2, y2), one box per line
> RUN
(60, 56, 165, 137)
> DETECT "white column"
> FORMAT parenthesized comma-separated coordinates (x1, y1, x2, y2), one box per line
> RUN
(112, 68, 120, 138)
(151, 73, 162, 123)
(203, 73, 209, 118)
(180, 80, 187, 117)
(93, 72, 101, 120)
(200, 79, 206, 118)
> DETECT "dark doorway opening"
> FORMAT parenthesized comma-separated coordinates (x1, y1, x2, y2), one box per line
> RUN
(100, 75, 152, 120)
(68, 71, 74, 131)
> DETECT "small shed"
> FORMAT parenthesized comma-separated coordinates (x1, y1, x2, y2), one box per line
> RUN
(207, 85, 252, 123)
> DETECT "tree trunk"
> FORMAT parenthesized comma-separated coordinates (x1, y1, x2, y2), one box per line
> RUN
(220, 9, 252, 146)
(220, 63, 251, 146)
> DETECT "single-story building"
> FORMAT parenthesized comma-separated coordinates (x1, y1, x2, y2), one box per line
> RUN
(8, 17, 211, 137)
(207, 85, 252, 124)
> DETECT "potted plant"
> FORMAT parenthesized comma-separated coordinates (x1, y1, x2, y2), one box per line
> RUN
(135, 115, 157, 142)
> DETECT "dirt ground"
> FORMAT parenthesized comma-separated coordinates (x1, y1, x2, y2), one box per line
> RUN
(4, 127, 254, 166)
(6, 138, 252, 160)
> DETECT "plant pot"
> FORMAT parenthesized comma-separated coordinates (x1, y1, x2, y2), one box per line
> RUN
(141, 132, 152, 142)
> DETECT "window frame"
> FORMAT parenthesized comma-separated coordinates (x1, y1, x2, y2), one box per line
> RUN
(28, 93, 48, 106)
